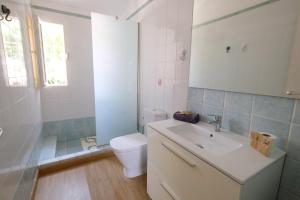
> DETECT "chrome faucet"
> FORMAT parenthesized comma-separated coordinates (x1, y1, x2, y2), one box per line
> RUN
(208, 115, 222, 132)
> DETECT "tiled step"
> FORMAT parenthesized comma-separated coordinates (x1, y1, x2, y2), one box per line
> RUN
(39, 136, 57, 161)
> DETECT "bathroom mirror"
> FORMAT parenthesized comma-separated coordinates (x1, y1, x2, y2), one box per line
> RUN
(189, 0, 300, 98)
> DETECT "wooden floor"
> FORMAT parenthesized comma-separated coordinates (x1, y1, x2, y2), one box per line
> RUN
(34, 156, 149, 200)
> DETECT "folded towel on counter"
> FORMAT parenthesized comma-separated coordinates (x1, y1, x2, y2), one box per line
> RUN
(173, 111, 200, 124)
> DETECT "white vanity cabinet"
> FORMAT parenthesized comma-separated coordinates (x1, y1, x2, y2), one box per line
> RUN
(147, 127, 284, 200)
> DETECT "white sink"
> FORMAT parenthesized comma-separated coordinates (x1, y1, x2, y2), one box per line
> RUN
(167, 124, 242, 156)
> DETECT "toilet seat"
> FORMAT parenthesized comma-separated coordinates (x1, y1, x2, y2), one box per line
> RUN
(110, 133, 147, 153)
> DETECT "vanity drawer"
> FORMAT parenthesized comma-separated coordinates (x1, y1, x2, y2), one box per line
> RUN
(147, 163, 178, 200)
(147, 128, 241, 200)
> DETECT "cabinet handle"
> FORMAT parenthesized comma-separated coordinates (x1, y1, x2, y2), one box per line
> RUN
(162, 142, 196, 168)
(161, 182, 181, 200)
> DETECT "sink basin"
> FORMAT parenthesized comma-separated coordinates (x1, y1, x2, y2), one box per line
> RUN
(167, 124, 242, 156)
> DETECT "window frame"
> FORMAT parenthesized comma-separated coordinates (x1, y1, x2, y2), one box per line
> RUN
(38, 19, 68, 87)
(0, 16, 28, 87)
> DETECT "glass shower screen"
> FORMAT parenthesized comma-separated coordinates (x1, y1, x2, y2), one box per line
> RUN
(91, 13, 138, 145)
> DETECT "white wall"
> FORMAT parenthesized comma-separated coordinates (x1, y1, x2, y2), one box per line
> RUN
(34, 9, 95, 122)
(133, 0, 194, 126)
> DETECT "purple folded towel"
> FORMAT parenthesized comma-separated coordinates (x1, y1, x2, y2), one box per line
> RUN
(173, 111, 200, 124)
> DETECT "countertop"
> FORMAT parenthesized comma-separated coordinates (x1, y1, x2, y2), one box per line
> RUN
(148, 119, 286, 185)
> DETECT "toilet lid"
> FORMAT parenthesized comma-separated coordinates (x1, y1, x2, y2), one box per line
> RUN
(110, 133, 147, 152)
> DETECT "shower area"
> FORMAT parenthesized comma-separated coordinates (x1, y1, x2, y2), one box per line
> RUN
(34, 3, 149, 163)
(35, 7, 99, 161)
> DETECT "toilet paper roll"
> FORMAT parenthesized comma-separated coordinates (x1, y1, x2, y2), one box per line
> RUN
(260, 132, 277, 141)
(259, 132, 278, 153)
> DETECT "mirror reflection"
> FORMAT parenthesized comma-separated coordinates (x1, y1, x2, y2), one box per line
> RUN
(189, 0, 300, 98)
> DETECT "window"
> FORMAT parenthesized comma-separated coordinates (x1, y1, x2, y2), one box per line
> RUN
(40, 21, 67, 86)
(1, 17, 27, 87)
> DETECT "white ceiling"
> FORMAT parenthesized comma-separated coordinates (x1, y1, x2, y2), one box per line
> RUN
(31, 0, 147, 19)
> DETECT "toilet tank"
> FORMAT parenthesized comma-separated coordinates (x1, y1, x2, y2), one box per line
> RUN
(143, 108, 167, 125)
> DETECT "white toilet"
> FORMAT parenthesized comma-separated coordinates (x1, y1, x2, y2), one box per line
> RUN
(110, 108, 167, 178)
